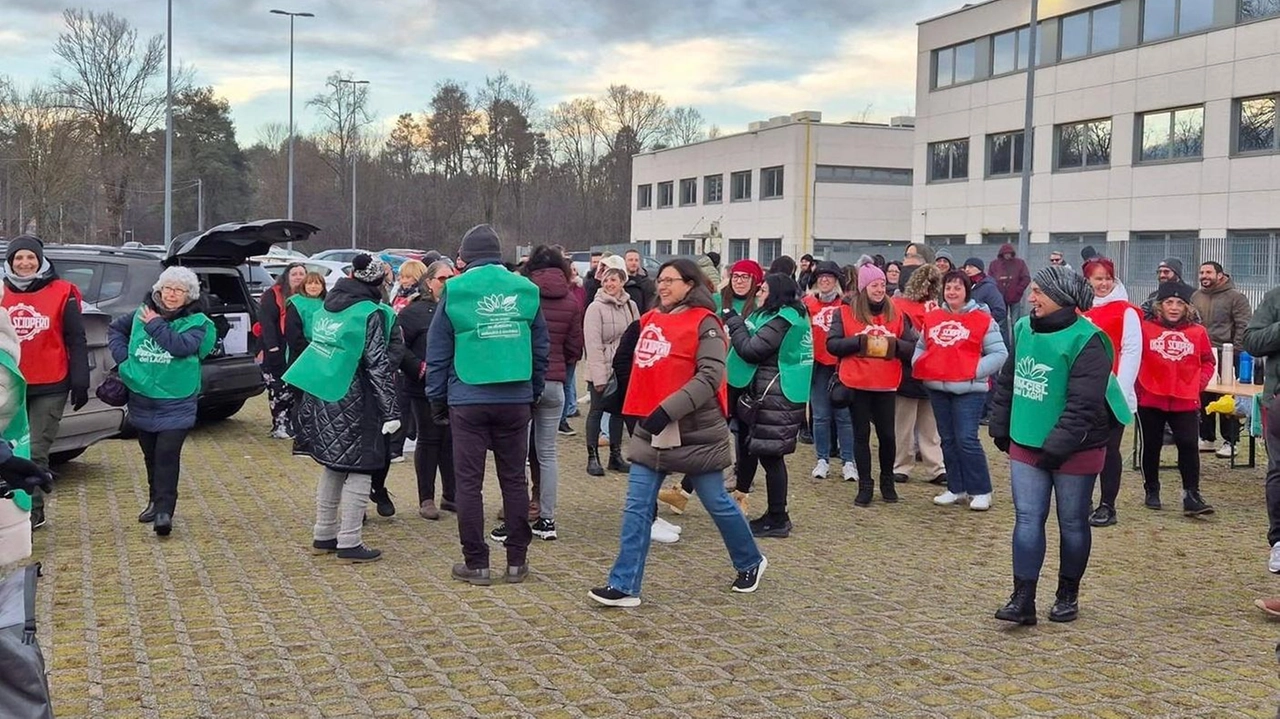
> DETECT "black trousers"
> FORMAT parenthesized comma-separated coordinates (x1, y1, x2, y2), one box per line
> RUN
(138, 429, 188, 515)
(852, 390, 896, 481)
(1096, 422, 1126, 507)
(410, 396, 454, 503)
(733, 427, 789, 516)
(1138, 407, 1200, 493)
(451, 403, 532, 569)
(586, 386, 624, 450)
(1199, 391, 1240, 444)
(1262, 395, 1280, 546)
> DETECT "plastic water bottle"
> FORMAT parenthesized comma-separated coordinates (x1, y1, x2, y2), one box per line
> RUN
(1239, 351, 1254, 384)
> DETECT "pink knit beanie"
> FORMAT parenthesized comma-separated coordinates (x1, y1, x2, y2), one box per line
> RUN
(857, 257, 886, 292)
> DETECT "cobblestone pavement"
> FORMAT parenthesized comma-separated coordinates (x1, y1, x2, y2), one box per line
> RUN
(25, 397, 1280, 717)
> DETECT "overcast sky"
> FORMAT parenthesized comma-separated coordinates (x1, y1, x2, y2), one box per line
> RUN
(0, 0, 961, 145)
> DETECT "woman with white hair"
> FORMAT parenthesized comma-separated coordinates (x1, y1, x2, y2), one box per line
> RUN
(108, 266, 217, 537)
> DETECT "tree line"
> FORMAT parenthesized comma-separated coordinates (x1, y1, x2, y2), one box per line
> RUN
(0, 8, 714, 256)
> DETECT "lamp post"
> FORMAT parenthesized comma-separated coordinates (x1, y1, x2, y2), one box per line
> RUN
(337, 78, 369, 250)
(1016, 0, 1040, 262)
(164, 0, 173, 247)
(270, 9, 314, 250)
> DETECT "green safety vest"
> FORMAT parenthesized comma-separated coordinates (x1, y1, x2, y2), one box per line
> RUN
(443, 264, 541, 385)
(1009, 316, 1133, 449)
(0, 349, 30, 461)
(119, 311, 216, 399)
(283, 301, 394, 402)
(725, 306, 814, 403)
(714, 294, 748, 314)
(286, 295, 324, 340)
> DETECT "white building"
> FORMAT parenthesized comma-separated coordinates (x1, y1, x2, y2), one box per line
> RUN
(630, 112, 915, 266)
(913, 0, 1280, 259)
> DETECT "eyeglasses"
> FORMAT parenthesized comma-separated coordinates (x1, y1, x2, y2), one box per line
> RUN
(730, 273, 754, 281)
(160, 286, 189, 295)
(656, 277, 687, 286)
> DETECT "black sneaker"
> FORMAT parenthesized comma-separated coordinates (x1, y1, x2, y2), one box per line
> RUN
(531, 517, 557, 540)
(1144, 488, 1162, 510)
(1183, 491, 1215, 516)
(311, 538, 339, 554)
(588, 586, 640, 607)
(751, 517, 792, 539)
(337, 544, 382, 563)
(557, 420, 576, 436)
(371, 488, 396, 517)
(451, 563, 491, 585)
(1088, 504, 1117, 527)
(30, 507, 45, 530)
(893, 473, 910, 483)
(798, 429, 813, 445)
(928, 473, 948, 486)
(489, 523, 509, 542)
(732, 556, 768, 593)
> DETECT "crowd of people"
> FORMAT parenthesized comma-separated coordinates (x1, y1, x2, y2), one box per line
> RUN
(4, 228, 1280, 621)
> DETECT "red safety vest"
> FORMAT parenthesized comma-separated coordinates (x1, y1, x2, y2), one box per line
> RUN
(623, 307, 728, 418)
(913, 308, 989, 382)
(835, 305, 904, 391)
(1084, 300, 1137, 375)
(2, 279, 78, 385)
(1137, 320, 1209, 401)
(803, 295, 843, 366)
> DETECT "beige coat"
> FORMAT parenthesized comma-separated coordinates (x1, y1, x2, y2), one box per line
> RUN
(583, 288, 638, 388)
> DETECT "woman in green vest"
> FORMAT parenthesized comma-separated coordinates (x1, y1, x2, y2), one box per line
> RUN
(283, 272, 327, 371)
(988, 266, 1131, 625)
(717, 260, 762, 315)
(108, 267, 217, 537)
(722, 274, 813, 538)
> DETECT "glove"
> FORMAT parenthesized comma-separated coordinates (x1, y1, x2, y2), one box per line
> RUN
(719, 306, 737, 320)
(71, 386, 89, 411)
(430, 400, 450, 426)
(1037, 450, 1068, 471)
(640, 407, 671, 436)
(0, 456, 53, 494)
(993, 436, 1011, 454)
(381, 420, 401, 436)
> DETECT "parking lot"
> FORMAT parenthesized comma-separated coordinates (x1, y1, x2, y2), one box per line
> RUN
(27, 397, 1280, 717)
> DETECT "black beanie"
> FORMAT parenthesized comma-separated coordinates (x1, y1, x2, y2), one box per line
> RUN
(6, 235, 44, 265)
(458, 224, 502, 263)
(1156, 280, 1194, 305)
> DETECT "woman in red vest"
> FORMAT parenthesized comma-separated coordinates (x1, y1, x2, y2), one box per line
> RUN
(827, 257, 917, 507)
(803, 261, 855, 480)
(2, 235, 89, 531)
(912, 271, 1008, 510)
(891, 264, 947, 486)
(590, 259, 766, 607)
(1137, 281, 1216, 516)
(259, 263, 306, 439)
(1081, 257, 1142, 527)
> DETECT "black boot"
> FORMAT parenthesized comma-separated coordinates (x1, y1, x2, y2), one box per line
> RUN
(138, 502, 156, 523)
(854, 476, 874, 507)
(586, 446, 604, 477)
(879, 474, 899, 503)
(1048, 575, 1080, 622)
(607, 446, 630, 473)
(994, 578, 1038, 625)
(1144, 483, 1162, 510)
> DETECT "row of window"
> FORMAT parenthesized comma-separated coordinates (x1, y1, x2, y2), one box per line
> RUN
(638, 167, 783, 210)
(640, 238, 783, 266)
(930, 230, 1280, 243)
(933, 0, 1280, 90)
(927, 95, 1278, 182)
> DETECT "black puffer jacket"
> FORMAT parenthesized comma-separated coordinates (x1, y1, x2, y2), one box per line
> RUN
(292, 279, 399, 473)
(393, 291, 440, 399)
(725, 312, 805, 457)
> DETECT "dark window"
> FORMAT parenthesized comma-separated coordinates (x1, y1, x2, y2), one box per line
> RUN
(677, 239, 696, 255)
(815, 165, 913, 185)
(655, 240, 672, 255)
(928, 139, 970, 182)
(1143, 0, 1214, 41)
(1056, 119, 1112, 170)
(679, 178, 697, 206)
(933, 41, 977, 88)
(992, 27, 1032, 75)
(637, 184, 653, 210)
(1241, 0, 1280, 20)
(987, 131, 1026, 177)
(1236, 95, 1278, 154)
(1138, 106, 1204, 161)
(657, 181, 674, 208)
(730, 171, 752, 201)
(1060, 3, 1121, 60)
(761, 166, 784, 199)
(55, 260, 105, 303)
(729, 239, 750, 262)
(704, 174, 723, 203)
(759, 238, 782, 267)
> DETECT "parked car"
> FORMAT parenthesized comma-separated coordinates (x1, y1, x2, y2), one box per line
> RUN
(309, 248, 376, 264)
(45, 303, 125, 465)
(261, 259, 351, 291)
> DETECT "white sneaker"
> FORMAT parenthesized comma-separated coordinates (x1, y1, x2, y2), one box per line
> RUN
(811, 459, 829, 479)
(270, 427, 292, 440)
(1198, 439, 1216, 452)
(969, 493, 992, 511)
(1215, 442, 1235, 458)
(650, 521, 680, 544)
(653, 516, 683, 535)
(403, 438, 417, 453)
(1270, 544, 1280, 574)
(842, 462, 858, 481)
(933, 491, 968, 506)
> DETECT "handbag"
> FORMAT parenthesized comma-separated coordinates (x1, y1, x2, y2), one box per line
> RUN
(735, 373, 779, 426)
(95, 368, 129, 408)
(829, 372, 855, 409)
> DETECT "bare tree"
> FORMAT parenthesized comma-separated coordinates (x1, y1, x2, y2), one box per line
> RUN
(53, 8, 165, 243)
(307, 71, 372, 183)
(1, 84, 89, 240)
(590, 85, 668, 153)
(707, 124, 723, 140)
(426, 81, 477, 180)
(666, 106, 706, 146)
(546, 98, 602, 234)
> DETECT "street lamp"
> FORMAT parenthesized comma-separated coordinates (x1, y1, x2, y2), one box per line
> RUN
(1016, 0, 1040, 262)
(270, 9, 315, 250)
(164, 0, 173, 247)
(337, 78, 369, 250)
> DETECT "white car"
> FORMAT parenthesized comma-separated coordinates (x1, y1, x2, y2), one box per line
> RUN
(310, 248, 377, 264)
(261, 260, 352, 291)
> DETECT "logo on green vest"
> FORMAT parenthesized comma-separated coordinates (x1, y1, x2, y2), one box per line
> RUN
(476, 293, 521, 339)
(311, 315, 343, 357)
(135, 337, 174, 364)
(635, 324, 671, 368)
(1014, 356, 1053, 402)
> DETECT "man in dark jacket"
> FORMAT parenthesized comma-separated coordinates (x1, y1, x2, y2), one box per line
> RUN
(427, 224, 550, 586)
(962, 258, 1009, 328)
(1192, 261, 1252, 457)
(989, 243, 1030, 331)
(623, 249, 656, 312)
(1243, 286, 1280, 575)
(1140, 257, 1186, 318)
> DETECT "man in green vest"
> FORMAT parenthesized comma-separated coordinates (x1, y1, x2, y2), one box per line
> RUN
(427, 224, 549, 586)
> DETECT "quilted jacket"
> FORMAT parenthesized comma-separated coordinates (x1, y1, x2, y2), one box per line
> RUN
(530, 267, 584, 383)
(292, 279, 400, 473)
(725, 311, 806, 458)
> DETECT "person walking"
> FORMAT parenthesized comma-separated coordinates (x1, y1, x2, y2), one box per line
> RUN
(1137, 281, 1217, 516)
(827, 257, 917, 506)
(1191, 261, 1252, 458)
(1244, 286, 1280, 573)
(258, 262, 306, 439)
(891, 265, 947, 486)
(285, 254, 400, 562)
(913, 271, 1007, 510)
(107, 267, 217, 537)
(393, 259, 456, 520)
(589, 259, 766, 607)
(803, 261, 856, 481)
(989, 243, 1030, 331)
(988, 266, 1131, 625)
(724, 273, 813, 538)
(1, 235, 89, 530)
(1081, 257, 1142, 527)
(583, 262, 639, 476)
(427, 224, 549, 586)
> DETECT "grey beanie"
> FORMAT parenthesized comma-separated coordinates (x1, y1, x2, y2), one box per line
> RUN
(458, 224, 502, 263)
(1158, 257, 1184, 282)
(351, 253, 389, 285)
(1033, 265, 1094, 312)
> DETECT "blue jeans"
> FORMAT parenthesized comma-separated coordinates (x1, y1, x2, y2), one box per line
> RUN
(1009, 459, 1096, 581)
(929, 390, 991, 495)
(607, 463, 764, 597)
(562, 364, 578, 420)
(810, 364, 853, 462)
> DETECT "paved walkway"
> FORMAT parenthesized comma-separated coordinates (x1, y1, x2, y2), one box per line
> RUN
(26, 398, 1280, 717)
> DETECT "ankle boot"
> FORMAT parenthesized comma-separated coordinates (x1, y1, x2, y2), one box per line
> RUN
(879, 474, 899, 503)
(586, 446, 604, 476)
(854, 476, 874, 507)
(607, 446, 630, 472)
(994, 578, 1038, 625)
(1048, 575, 1080, 622)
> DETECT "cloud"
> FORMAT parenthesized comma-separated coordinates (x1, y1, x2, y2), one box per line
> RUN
(430, 31, 545, 64)
(562, 36, 764, 105)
